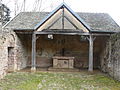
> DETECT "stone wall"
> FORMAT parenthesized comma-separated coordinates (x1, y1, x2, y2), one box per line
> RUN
(0, 39, 8, 78)
(100, 33, 120, 81)
(110, 33, 120, 81)
(100, 37, 110, 72)
(0, 29, 29, 79)
(14, 34, 29, 70)
(0, 29, 15, 79)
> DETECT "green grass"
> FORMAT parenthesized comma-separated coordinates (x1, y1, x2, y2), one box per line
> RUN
(0, 71, 120, 90)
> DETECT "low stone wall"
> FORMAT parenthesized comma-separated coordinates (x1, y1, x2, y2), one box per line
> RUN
(100, 33, 120, 81)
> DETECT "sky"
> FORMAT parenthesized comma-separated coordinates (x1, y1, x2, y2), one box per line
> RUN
(2, 0, 120, 25)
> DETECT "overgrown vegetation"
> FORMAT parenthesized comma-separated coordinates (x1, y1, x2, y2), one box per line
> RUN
(0, 71, 120, 90)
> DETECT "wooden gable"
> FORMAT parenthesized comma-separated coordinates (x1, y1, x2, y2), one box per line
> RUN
(35, 3, 90, 33)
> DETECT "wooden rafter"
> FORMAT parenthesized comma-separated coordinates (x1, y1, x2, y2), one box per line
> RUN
(34, 31, 111, 36)
(62, 7, 64, 29)
(46, 16, 62, 29)
(64, 16, 79, 29)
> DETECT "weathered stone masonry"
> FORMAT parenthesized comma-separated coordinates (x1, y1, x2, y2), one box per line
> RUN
(15, 34, 29, 70)
(0, 30, 15, 78)
(0, 29, 29, 79)
(100, 33, 120, 81)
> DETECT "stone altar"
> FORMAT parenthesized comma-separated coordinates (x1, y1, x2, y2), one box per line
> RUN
(53, 56, 74, 69)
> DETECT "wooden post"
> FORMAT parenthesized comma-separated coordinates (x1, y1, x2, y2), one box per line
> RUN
(62, 7, 64, 29)
(31, 33, 36, 71)
(87, 35, 94, 72)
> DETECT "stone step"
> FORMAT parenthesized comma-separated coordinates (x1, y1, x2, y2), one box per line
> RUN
(48, 67, 80, 72)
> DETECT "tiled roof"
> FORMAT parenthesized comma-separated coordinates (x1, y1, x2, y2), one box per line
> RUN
(4, 12, 120, 32)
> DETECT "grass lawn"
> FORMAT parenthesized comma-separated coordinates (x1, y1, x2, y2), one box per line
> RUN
(0, 71, 120, 90)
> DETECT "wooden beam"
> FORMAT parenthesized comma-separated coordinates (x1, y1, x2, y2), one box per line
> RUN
(35, 31, 90, 35)
(64, 16, 79, 29)
(47, 16, 62, 29)
(87, 35, 94, 71)
(35, 31, 111, 36)
(92, 33, 110, 36)
(31, 33, 36, 71)
(14, 30, 33, 34)
(62, 7, 64, 29)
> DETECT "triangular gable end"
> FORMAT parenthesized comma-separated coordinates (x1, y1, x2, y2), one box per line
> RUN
(49, 16, 76, 29)
(34, 3, 90, 32)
